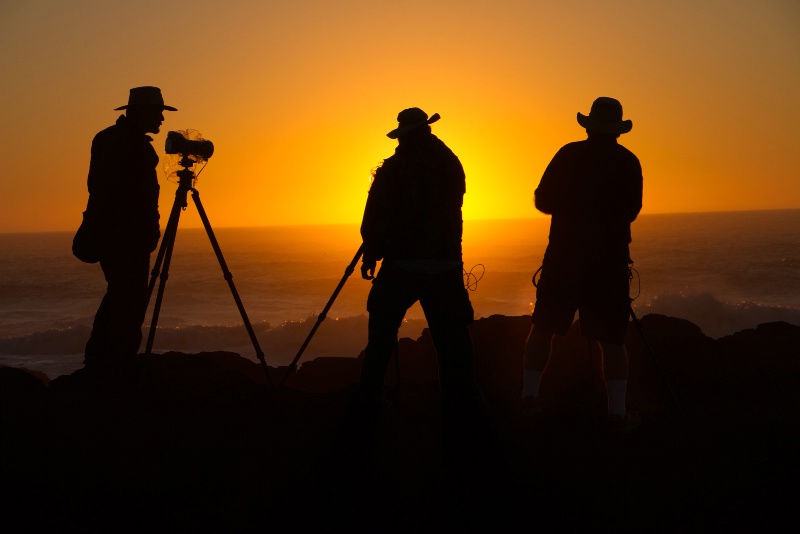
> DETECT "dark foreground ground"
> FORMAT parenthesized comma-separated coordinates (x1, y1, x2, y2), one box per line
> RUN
(2, 314, 799, 532)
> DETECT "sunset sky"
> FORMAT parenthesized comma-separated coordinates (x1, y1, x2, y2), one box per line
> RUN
(1, 0, 798, 233)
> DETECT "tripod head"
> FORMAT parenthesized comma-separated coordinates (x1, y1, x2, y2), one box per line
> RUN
(177, 156, 197, 192)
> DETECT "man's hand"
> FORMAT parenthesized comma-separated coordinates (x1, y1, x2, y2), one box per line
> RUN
(361, 258, 377, 280)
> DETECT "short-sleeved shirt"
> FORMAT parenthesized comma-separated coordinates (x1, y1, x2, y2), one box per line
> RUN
(532, 134, 643, 343)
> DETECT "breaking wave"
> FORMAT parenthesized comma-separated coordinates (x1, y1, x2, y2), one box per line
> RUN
(632, 292, 800, 339)
(2, 292, 799, 379)
(0, 315, 429, 377)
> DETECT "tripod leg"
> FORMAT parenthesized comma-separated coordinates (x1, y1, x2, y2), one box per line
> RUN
(145, 214, 179, 355)
(190, 189, 274, 389)
(279, 244, 364, 387)
(147, 191, 184, 303)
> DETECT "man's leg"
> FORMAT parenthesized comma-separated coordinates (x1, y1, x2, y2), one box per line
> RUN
(357, 311, 405, 403)
(522, 325, 554, 400)
(582, 251, 633, 419)
(600, 341, 629, 418)
(355, 264, 415, 420)
(85, 287, 114, 365)
(419, 268, 478, 407)
(427, 319, 480, 406)
(420, 268, 488, 479)
(525, 256, 576, 403)
(85, 251, 149, 366)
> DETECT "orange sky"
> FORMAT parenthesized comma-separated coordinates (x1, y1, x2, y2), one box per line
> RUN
(1, 1, 798, 233)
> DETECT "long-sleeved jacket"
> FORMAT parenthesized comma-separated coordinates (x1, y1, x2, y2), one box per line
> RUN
(84, 114, 161, 254)
(361, 133, 465, 264)
(535, 134, 642, 254)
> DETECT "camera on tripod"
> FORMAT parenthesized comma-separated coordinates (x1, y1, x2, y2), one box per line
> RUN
(165, 130, 214, 162)
(148, 130, 271, 385)
(164, 130, 214, 189)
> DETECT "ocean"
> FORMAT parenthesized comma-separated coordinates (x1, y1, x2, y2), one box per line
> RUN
(1, 210, 799, 378)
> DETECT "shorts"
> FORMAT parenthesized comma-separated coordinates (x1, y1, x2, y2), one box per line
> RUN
(531, 248, 631, 344)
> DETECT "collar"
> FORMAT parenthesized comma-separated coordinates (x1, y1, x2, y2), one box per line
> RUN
(586, 132, 619, 143)
(116, 114, 153, 141)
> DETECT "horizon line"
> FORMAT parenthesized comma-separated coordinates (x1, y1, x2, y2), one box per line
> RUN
(2, 207, 799, 235)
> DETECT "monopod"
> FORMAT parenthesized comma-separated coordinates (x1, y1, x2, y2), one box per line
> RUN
(279, 244, 364, 387)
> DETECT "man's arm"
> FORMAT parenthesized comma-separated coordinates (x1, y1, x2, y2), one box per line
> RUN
(628, 157, 643, 223)
(534, 147, 569, 215)
(360, 164, 392, 279)
(360, 257, 377, 280)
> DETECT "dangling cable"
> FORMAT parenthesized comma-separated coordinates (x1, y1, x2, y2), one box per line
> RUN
(194, 161, 208, 180)
(627, 258, 683, 414)
(532, 265, 543, 288)
(463, 263, 485, 291)
(628, 260, 641, 301)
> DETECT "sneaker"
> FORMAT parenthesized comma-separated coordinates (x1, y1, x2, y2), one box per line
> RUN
(607, 411, 641, 433)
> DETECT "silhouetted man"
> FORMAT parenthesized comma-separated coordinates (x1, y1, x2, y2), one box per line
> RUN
(82, 87, 177, 367)
(357, 107, 481, 425)
(522, 97, 643, 424)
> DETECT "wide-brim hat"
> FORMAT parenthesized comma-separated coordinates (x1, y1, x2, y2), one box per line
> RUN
(387, 107, 440, 139)
(115, 86, 177, 111)
(577, 97, 631, 135)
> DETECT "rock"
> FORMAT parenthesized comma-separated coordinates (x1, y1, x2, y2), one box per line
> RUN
(282, 356, 361, 393)
(0, 366, 48, 424)
(2, 315, 799, 532)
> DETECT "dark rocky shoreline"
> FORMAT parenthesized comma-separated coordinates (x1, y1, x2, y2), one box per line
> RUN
(2, 314, 799, 532)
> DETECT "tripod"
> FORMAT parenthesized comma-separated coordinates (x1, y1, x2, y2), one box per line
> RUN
(145, 158, 273, 388)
